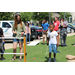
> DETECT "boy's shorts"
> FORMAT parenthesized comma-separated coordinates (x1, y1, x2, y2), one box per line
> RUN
(49, 44, 57, 54)
(43, 30, 48, 38)
(13, 39, 23, 43)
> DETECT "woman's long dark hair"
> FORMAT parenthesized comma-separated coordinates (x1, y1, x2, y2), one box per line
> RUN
(14, 14, 22, 29)
(54, 17, 59, 22)
(26, 23, 29, 27)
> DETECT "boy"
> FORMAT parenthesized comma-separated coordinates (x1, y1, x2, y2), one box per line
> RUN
(42, 19, 49, 45)
(0, 27, 5, 60)
(47, 24, 59, 62)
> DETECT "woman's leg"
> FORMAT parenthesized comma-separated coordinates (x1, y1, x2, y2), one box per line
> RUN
(19, 41, 23, 60)
(13, 42, 18, 59)
(29, 34, 30, 42)
(26, 34, 28, 42)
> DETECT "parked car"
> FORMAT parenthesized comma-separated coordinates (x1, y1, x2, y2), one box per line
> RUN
(68, 23, 75, 30)
(67, 23, 75, 33)
(67, 27, 72, 33)
(0, 21, 14, 37)
(30, 27, 38, 39)
(30, 25, 42, 38)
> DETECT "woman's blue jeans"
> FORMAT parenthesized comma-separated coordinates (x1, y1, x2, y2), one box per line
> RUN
(26, 33, 30, 42)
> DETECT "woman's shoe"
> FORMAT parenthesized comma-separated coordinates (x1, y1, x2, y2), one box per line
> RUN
(11, 58, 16, 61)
(19, 59, 22, 61)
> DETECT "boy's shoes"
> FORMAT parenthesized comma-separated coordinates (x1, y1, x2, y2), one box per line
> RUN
(61, 45, 67, 47)
(48, 58, 51, 62)
(54, 58, 56, 62)
(48, 58, 57, 62)
(64, 45, 67, 47)
(0, 57, 5, 60)
(61, 45, 64, 47)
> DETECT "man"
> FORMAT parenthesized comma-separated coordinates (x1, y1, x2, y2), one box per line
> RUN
(59, 18, 68, 47)
(0, 27, 5, 60)
(42, 19, 49, 45)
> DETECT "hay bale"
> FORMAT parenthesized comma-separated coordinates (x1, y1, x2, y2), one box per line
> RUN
(68, 60, 75, 62)
(66, 55, 75, 60)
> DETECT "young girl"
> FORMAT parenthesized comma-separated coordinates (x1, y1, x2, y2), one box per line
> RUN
(26, 23, 31, 43)
(47, 24, 59, 62)
(53, 17, 60, 45)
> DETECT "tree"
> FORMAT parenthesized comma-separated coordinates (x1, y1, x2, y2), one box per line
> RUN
(32, 12, 52, 23)
(0, 12, 13, 20)
(20, 12, 33, 23)
(59, 12, 71, 18)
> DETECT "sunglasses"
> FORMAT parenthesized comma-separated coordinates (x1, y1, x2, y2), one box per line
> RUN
(15, 14, 20, 17)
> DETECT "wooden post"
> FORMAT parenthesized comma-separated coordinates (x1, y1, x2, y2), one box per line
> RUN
(24, 37, 26, 62)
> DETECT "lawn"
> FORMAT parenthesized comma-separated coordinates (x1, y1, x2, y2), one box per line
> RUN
(0, 35, 75, 62)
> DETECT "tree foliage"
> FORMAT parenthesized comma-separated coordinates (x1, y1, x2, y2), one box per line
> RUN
(59, 12, 71, 18)
(20, 12, 33, 23)
(32, 12, 52, 22)
(0, 12, 13, 20)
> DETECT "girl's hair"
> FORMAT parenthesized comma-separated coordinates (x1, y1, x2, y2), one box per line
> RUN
(55, 17, 59, 20)
(54, 17, 59, 22)
(14, 14, 22, 29)
(27, 23, 29, 27)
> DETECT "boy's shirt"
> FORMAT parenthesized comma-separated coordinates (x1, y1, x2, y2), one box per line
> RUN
(48, 31, 58, 45)
(0, 27, 3, 43)
(42, 23, 49, 30)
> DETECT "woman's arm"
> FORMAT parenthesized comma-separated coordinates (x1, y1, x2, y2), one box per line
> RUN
(12, 23, 17, 34)
(30, 26, 31, 35)
(22, 22, 26, 34)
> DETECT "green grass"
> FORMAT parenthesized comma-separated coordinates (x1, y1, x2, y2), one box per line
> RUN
(0, 35, 75, 62)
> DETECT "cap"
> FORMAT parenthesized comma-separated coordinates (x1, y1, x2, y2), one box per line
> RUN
(15, 12, 20, 16)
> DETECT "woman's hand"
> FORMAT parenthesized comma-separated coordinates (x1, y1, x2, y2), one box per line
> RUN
(14, 31, 17, 34)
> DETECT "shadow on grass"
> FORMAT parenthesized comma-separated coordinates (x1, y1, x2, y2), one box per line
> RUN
(44, 57, 54, 62)
(41, 43, 47, 45)
(12, 56, 24, 59)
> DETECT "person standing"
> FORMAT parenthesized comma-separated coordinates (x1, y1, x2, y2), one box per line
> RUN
(47, 24, 59, 62)
(59, 18, 68, 47)
(12, 13, 26, 61)
(42, 19, 49, 45)
(0, 27, 5, 60)
(26, 22, 31, 43)
(53, 17, 60, 44)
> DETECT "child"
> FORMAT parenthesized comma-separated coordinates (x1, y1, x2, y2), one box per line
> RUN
(0, 27, 5, 60)
(47, 24, 59, 62)
(26, 22, 31, 43)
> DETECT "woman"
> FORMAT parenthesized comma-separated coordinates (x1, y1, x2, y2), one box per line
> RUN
(12, 14, 26, 61)
(26, 22, 31, 43)
(53, 17, 60, 45)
